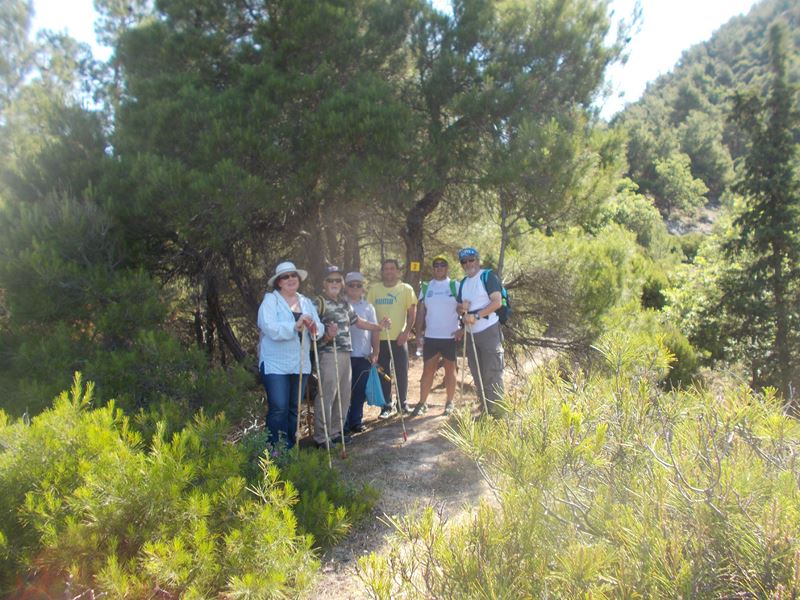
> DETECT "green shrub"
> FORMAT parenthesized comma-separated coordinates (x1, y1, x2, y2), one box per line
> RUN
(641, 268, 669, 310)
(661, 326, 700, 389)
(359, 328, 800, 598)
(596, 178, 678, 260)
(282, 450, 379, 549)
(678, 232, 704, 263)
(516, 226, 647, 345)
(0, 374, 318, 598)
(240, 431, 379, 549)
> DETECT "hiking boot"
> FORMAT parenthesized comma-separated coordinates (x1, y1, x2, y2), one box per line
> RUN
(443, 401, 454, 415)
(378, 406, 396, 419)
(411, 402, 428, 416)
(351, 424, 367, 433)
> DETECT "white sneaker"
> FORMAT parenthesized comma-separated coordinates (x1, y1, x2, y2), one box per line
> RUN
(378, 407, 396, 419)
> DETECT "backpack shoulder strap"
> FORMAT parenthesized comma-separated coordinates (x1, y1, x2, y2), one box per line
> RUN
(449, 279, 457, 297)
(315, 295, 325, 317)
(420, 280, 429, 299)
(458, 276, 467, 300)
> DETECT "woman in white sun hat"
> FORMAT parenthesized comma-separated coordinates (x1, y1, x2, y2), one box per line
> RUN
(257, 261, 323, 449)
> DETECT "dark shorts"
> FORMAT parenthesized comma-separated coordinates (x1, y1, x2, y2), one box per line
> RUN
(423, 337, 457, 362)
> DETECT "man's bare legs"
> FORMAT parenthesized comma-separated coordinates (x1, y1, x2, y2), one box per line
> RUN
(416, 354, 456, 415)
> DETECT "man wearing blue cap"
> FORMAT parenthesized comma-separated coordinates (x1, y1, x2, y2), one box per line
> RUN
(456, 247, 505, 416)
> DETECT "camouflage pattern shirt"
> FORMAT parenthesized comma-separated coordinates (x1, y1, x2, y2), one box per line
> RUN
(316, 295, 358, 353)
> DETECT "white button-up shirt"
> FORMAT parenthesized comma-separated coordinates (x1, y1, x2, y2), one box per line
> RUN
(257, 291, 323, 375)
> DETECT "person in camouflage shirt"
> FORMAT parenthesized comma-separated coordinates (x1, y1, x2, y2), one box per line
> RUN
(313, 265, 388, 447)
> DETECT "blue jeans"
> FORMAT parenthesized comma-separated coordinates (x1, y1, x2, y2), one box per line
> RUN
(262, 372, 308, 449)
(347, 356, 372, 430)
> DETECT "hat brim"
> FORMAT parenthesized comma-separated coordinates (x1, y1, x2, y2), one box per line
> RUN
(268, 268, 308, 288)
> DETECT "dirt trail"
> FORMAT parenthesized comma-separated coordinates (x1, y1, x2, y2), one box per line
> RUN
(307, 355, 493, 599)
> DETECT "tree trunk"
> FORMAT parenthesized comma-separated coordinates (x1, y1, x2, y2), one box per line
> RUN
(204, 294, 216, 361)
(343, 220, 361, 273)
(498, 193, 510, 278)
(401, 190, 443, 291)
(304, 202, 327, 286)
(206, 274, 248, 364)
(226, 251, 260, 317)
(194, 307, 204, 349)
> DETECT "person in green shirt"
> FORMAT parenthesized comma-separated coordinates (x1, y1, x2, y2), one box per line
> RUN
(367, 259, 417, 417)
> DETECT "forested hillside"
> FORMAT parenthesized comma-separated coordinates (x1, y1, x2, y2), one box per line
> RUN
(1, 0, 799, 597)
(618, 0, 800, 209)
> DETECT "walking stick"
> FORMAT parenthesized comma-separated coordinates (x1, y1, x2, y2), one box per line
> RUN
(295, 327, 306, 455)
(311, 329, 332, 468)
(467, 322, 489, 415)
(458, 327, 467, 406)
(332, 336, 347, 459)
(384, 329, 408, 442)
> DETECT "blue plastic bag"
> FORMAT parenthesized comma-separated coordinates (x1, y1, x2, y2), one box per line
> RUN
(365, 365, 386, 407)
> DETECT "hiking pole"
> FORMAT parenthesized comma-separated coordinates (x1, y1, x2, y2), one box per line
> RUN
(384, 329, 408, 442)
(311, 328, 332, 468)
(332, 336, 347, 459)
(295, 326, 306, 456)
(467, 321, 489, 415)
(458, 327, 467, 407)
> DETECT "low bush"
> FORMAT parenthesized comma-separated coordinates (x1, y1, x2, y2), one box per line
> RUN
(359, 328, 800, 598)
(240, 430, 379, 549)
(0, 374, 322, 598)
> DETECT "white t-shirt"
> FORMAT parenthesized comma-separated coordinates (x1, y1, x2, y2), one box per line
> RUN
(419, 278, 459, 339)
(350, 298, 377, 358)
(459, 271, 499, 334)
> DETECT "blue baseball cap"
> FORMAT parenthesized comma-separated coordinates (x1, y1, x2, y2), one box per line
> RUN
(457, 247, 479, 261)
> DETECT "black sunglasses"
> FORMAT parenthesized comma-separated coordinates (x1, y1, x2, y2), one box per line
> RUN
(347, 282, 363, 288)
(433, 262, 448, 268)
(460, 257, 477, 264)
(278, 272, 299, 281)
(325, 277, 343, 284)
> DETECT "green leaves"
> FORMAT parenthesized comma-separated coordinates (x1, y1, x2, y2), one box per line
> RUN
(0, 377, 320, 598)
(360, 337, 800, 598)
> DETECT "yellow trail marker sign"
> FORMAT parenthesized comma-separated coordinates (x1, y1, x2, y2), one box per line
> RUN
(409, 261, 421, 272)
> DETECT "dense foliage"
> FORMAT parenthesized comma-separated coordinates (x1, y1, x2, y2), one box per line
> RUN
(1, 0, 799, 595)
(617, 0, 799, 210)
(359, 325, 800, 597)
(0, 374, 375, 598)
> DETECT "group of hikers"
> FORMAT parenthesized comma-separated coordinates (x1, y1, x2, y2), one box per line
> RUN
(256, 247, 506, 450)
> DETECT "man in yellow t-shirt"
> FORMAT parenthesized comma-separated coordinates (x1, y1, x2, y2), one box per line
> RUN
(367, 259, 417, 418)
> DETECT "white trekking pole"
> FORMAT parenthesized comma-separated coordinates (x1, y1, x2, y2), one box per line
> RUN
(295, 327, 306, 455)
(458, 327, 467, 407)
(467, 320, 489, 415)
(311, 329, 332, 468)
(332, 336, 347, 459)
(384, 329, 408, 442)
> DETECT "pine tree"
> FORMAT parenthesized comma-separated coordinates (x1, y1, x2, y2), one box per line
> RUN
(725, 23, 800, 403)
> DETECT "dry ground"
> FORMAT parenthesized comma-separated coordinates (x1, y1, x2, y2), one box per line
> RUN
(306, 354, 495, 599)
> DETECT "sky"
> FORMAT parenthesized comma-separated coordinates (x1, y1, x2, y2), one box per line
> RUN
(31, 0, 759, 119)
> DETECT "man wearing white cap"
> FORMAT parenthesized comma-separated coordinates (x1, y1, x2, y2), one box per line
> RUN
(343, 271, 380, 432)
